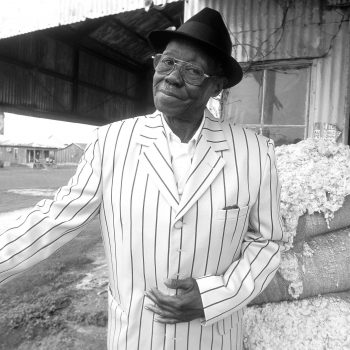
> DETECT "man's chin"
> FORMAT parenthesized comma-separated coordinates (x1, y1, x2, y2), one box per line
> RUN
(154, 99, 186, 116)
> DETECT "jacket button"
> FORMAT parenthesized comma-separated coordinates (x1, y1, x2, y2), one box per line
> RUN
(174, 221, 183, 229)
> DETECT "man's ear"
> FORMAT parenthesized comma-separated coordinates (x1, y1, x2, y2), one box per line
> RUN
(210, 77, 226, 97)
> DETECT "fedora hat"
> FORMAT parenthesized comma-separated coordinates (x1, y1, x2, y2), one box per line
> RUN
(148, 7, 243, 88)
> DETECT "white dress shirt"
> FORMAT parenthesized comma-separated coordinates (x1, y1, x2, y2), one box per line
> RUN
(162, 115, 205, 196)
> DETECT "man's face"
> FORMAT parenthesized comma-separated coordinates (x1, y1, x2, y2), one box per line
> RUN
(152, 39, 222, 121)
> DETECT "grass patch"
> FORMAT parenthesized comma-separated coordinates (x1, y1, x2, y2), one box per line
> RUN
(0, 293, 72, 348)
(67, 310, 108, 327)
(0, 167, 76, 191)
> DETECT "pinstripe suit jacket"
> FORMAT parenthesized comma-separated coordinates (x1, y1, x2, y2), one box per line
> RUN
(0, 109, 285, 350)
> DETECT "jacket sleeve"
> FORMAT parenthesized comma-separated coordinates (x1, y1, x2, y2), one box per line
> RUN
(196, 140, 286, 325)
(0, 129, 102, 285)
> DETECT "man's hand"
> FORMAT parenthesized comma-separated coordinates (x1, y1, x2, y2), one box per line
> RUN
(144, 277, 205, 323)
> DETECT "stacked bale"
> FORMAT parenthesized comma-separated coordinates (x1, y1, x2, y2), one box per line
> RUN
(296, 196, 350, 241)
(252, 201, 350, 304)
(244, 293, 350, 350)
(243, 138, 350, 349)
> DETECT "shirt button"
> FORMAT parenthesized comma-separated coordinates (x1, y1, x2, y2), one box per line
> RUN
(174, 221, 183, 229)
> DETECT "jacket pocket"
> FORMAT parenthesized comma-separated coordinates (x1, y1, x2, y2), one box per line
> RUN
(216, 205, 249, 221)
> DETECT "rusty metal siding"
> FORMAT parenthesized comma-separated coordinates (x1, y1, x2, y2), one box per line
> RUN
(0, 0, 180, 39)
(309, 18, 350, 136)
(76, 85, 137, 123)
(0, 35, 74, 113)
(0, 35, 74, 76)
(78, 51, 138, 97)
(185, 0, 350, 142)
(326, 0, 350, 6)
(0, 33, 145, 123)
(0, 60, 73, 113)
(185, 0, 344, 62)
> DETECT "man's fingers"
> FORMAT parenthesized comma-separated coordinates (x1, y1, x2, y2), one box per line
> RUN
(146, 304, 204, 324)
(154, 317, 177, 324)
(145, 289, 182, 311)
(145, 304, 176, 318)
(145, 303, 203, 324)
(164, 277, 194, 291)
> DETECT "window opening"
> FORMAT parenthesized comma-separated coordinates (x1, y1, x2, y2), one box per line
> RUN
(223, 62, 312, 146)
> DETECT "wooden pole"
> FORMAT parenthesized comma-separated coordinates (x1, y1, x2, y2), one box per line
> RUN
(0, 109, 4, 135)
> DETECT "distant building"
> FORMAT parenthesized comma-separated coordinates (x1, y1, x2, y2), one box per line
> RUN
(0, 137, 86, 167)
(55, 143, 86, 165)
(0, 136, 58, 166)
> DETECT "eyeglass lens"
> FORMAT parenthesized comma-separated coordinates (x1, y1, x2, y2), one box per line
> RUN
(153, 54, 206, 86)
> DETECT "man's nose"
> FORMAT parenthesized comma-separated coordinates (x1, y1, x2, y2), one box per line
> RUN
(164, 64, 183, 86)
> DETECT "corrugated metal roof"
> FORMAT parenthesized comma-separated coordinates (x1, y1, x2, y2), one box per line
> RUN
(185, 0, 344, 62)
(0, 0, 179, 39)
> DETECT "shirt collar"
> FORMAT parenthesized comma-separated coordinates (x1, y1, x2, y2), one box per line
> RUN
(161, 113, 205, 145)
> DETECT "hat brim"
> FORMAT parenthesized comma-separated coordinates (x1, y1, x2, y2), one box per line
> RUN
(148, 30, 243, 89)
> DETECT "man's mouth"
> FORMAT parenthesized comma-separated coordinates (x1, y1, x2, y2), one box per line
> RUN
(158, 88, 182, 100)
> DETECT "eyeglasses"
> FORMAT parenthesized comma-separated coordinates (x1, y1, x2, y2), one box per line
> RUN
(153, 54, 213, 86)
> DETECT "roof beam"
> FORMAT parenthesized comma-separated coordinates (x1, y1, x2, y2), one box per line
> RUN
(67, 17, 113, 39)
(111, 17, 149, 44)
(152, 7, 179, 26)
(0, 54, 139, 102)
(0, 104, 110, 125)
(44, 26, 144, 72)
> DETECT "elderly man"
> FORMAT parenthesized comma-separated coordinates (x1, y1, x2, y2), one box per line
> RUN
(0, 7, 285, 350)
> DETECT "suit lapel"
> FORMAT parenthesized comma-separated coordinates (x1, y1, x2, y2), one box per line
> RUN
(138, 110, 230, 217)
(175, 112, 229, 222)
(138, 112, 180, 209)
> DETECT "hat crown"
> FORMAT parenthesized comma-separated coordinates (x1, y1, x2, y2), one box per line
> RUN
(178, 8, 232, 56)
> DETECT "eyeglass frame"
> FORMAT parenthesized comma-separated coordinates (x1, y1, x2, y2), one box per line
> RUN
(152, 53, 217, 86)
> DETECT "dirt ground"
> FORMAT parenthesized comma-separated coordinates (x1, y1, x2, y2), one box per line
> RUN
(0, 166, 108, 350)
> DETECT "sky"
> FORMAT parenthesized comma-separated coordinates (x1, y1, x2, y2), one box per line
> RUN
(3, 113, 96, 145)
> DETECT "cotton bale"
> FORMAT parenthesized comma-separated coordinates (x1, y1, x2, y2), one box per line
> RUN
(295, 195, 350, 243)
(244, 292, 350, 350)
(251, 227, 350, 305)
